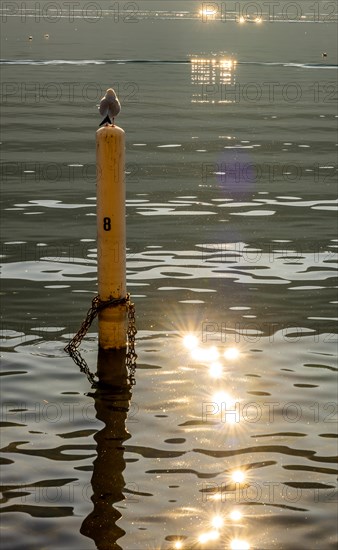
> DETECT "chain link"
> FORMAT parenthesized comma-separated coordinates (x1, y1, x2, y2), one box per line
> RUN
(64, 295, 100, 354)
(64, 294, 137, 385)
(126, 295, 137, 385)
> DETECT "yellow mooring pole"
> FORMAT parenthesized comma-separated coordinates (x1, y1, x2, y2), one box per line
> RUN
(96, 123, 127, 349)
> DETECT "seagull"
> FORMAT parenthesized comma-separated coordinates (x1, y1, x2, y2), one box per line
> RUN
(99, 88, 121, 126)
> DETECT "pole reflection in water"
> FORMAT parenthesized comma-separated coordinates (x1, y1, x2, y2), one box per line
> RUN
(81, 348, 132, 550)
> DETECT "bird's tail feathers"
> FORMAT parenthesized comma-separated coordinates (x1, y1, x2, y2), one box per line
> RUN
(99, 115, 112, 126)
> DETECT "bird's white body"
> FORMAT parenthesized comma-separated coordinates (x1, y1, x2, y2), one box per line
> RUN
(99, 88, 121, 124)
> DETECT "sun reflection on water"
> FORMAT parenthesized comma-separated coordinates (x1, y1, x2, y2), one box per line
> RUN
(231, 539, 250, 550)
(183, 333, 241, 368)
(199, 6, 217, 19)
(238, 14, 262, 24)
(211, 514, 224, 529)
(199, 4, 264, 24)
(230, 509, 243, 522)
(209, 361, 223, 378)
(224, 347, 240, 361)
(212, 390, 235, 408)
(231, 469, 246, 484)
(191, 55, 237, 103)
(182, 334, 244, 426)
(198, 530, 220, 544)
(191, 345, 219, 362)
(175, 333, 254, 548)
(183, 333, 199, 350)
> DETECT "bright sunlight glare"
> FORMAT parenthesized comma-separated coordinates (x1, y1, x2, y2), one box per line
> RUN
(231, 470, 246, 483)
(230, 510, 242, 521)
(230, 539, 250, 550)
(212, 391, 235, 409)
(211, 515, 224, 529)
(198, 531, 219, 544)
(183, 334, 199, 350)
(199, 7, 217, 16)
(224, 347, 240, 361)
(191, 346, 219, 362)
(209, 362, 223, 378)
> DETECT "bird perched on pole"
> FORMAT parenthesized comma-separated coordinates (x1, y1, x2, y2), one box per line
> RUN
(99, 88, 121, 126)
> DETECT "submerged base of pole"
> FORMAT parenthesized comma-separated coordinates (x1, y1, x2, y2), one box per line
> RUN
(96, 347, 129, 387)
(98, 303, 127, 350)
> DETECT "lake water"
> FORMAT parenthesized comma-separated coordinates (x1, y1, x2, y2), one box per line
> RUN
(1, 1, 337, 549)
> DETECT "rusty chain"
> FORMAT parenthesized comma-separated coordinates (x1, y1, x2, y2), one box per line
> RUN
(126, 295, 137, 384)
(64, 294, 137, 385)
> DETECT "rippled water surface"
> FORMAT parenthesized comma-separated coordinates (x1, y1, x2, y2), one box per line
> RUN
(1, 2, 337, 549)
